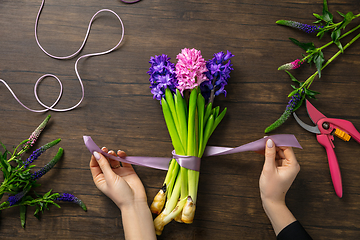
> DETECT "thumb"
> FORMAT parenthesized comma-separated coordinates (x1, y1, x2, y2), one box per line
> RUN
(93, 151, 115, 181)
(263, 139, 276, 171)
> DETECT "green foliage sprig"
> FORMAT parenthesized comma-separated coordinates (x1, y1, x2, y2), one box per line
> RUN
(265, 0, 360, 133)
(0, 116, 86, 228)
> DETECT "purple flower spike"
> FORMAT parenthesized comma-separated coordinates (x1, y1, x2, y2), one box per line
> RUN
(31, 148, 63, 180)
(201, 50, 234, 103)
(8, 189, 30, 206)
(22, 115, 51, 152)
(147, 54, 177, 101)
(278, 59, 303, 70)
(23, 139, 61, 168)
(277, 20, 322, 33)
(56, 193, 87, 211)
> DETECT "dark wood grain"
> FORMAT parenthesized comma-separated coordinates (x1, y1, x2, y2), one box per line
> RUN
(1, 0, 360, 239)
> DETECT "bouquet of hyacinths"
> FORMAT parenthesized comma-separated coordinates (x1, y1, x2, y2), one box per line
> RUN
(0, 115, 86, 228)
(147, 48, 234, 235)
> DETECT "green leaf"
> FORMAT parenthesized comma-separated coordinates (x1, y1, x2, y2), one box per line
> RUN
(203, 115, 214, 147)
(0, 155, 10, 179)
(304, 88, 320, 99)
(187, 89, 198, 156)
(288, 89, 298, 97)
(313, 13, 322, 20)
(197, 93, 205, 157)
(292, 95, 306, 112)
(211, 108, 227, 136)
(322, 0, 333, 23)
(43, 189, 52, 199)
(162, 98, 185, 155)
(338, 12, 355, 30)
(52, 202, 61, 209)
(289, 38, 316, 52)
(331, 28, 341, 42)
(0, 141, 7, 152)
(204, 102, 213, 126)
(314, 51, 325, 78)
(20, 205, 27, 228)
(285, 71, 300, 84)
(174, 89, 188, 152)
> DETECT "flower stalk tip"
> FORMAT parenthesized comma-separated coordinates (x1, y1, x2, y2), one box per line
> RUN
(30, 147, 64, 181)
(276, 20, 322, 33)
(278, 59, 303, 70)
(56, 193, 87, 211)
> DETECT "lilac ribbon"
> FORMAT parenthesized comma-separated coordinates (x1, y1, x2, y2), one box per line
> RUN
(83, 134, 302, 172)
(1, 0, 125, 113)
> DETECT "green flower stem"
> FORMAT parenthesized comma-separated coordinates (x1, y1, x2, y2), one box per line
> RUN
(187, 89, 198, 205)
(301, 30, 360, 91)
(180, 167, 188, 199)
(302, 23, 360, 64)
(321, 13, 360, 32)
(163, 167, 183, 215)
(166, 159, 179, 199)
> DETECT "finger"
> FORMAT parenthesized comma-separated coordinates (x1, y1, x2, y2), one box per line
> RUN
(117, 150, 127, 158)
(117, 150, 132, 168)
(93, 151, 116, 181)
(101, 146, 109, 153)
(108, 150, 121, 169)
(90, 154, 103, 181)
(263, 139, 277, 171)
(282, 147, 297, 163)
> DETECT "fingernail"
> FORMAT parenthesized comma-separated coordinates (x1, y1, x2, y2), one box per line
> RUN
(93, 151, 101, 160)
(267, 139, 274, 148)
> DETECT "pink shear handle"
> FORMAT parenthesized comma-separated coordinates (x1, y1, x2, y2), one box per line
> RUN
(317, 134, 343, 198)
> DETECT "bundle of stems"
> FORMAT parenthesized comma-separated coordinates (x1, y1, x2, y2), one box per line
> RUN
(151, 88, 226, 235)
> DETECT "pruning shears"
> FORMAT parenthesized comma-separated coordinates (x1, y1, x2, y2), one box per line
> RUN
(293, 100, 360, 198)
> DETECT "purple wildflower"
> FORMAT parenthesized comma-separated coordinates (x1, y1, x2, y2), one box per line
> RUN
(278, 59, 303, 70)
(23, 139, 61, 168)
(276, 20, 322, 33)
(21, 115, 51, 152)
(264, 90, 304, 133)
(200, 50, 234, 103)
(31, 148, 63, 181)
(8, 189, 29, 206)
(56, 193, 87, 211)
(286, 91, 303, 112)
(147, 54, 177, 101)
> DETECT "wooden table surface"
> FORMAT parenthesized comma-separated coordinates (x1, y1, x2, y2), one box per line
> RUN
(1, 0, 360, 239)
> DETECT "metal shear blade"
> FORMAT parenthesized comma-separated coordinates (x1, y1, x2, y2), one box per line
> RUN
(293, 112, 321, 134)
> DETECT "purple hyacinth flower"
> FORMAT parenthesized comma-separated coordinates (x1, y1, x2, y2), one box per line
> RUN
(56, 193, 87, 211)
(276, 20, 322, 33)
(201, 50, 234, 103)
(147, 54, 177, 101)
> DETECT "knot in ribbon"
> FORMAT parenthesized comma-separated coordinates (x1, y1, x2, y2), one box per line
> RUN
(172, 150, 201, 172)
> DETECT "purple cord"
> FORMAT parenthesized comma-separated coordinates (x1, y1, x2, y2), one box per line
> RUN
(121, 0, 142, 3)
(0, 0, 125, 112)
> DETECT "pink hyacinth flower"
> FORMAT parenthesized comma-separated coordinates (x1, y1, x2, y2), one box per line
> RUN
(278, 59, 303, 70)
(175, 48, 208, 94)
